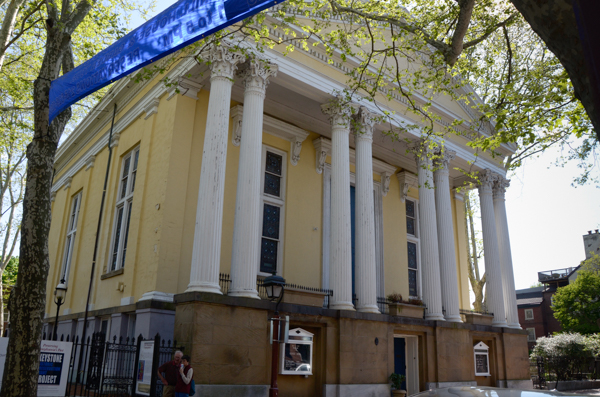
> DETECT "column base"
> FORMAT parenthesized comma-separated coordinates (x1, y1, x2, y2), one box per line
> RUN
(425, 313, 445, 321)
(330, 301, 356, 311)
(444, 314, 463, 323)
(228, 289, 260, 299)
(356, 304, 380, 314)
(185, 282, 223, 294)
(507, 322, 521, 329)
(492, 319, 508, 327)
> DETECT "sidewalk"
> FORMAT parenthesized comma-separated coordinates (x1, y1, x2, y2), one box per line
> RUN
(564, 389, 600, 395)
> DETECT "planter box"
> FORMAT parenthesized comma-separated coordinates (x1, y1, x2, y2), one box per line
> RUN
(463, 312, 494, 326)
(388, 303, 425, 318)
(282, 288, 327, 307)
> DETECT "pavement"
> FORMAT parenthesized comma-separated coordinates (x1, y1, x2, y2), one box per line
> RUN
(561, 389, 600, 395)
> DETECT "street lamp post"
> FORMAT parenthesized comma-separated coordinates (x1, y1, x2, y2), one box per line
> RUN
(263, 274, 286, 397)
(53, 279, 67, 341)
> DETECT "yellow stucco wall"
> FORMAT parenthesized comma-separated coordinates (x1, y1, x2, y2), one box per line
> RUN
(46, 52, 488, 318)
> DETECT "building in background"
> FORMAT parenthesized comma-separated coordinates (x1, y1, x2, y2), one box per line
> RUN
(517, 230, 599, 349)
(41, 32, 531, 396)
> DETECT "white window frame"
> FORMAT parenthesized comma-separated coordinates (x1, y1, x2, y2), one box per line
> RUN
(406, 198, 422, 299)
(280, 328, 314, 375)
(109, 147, 140, 272)
(474, 341, 491, 376)
(258, 145, 286, 276)
(60, 192, 82, 283)
(524, 308, 534, 320)
(527, 328, 536, 342)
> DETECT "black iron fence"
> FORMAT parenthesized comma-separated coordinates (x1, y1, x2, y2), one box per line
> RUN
(42, 331, 184, 397)
(377, 296, 391, 314)
(219, 273, 333, 308)
(530, 356, 600, 389)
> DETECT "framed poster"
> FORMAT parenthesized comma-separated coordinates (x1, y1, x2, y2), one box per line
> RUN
(135, 340, 155, 396)
(473, 341, 490, 376)
(280, 328, 313, 375)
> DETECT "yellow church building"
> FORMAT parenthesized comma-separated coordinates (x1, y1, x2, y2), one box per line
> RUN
(43, 29, 531, 397)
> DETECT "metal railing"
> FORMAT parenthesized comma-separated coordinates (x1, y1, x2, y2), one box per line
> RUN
(41, 331, 184, 397)
(538, 267, 576, 282)
(219, 273, 333, 308)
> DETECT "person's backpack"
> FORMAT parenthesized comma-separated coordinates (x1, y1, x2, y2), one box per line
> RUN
(189, 379, 196, 396)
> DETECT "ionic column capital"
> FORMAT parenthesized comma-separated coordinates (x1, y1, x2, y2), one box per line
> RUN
(477, 169, 498, 195)
(493, 176, 510, 200)
(203, 44, 246, 80)
(321, 97, 354, 129)
(409, 139, 439, 168)
(353, 107, 379, 141)
(238, 58, 278, 95)
(433, 150, 456, 174)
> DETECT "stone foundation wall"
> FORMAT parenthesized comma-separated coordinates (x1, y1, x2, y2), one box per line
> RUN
(174, 292, 531, 397)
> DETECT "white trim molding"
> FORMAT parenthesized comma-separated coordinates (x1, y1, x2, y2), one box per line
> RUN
(396, 171, 418, 202)
(144, 99, 160, 120)
(85, 155, 96, 170)
(167, 77, 203, 100)
(229, 105, 310, 166)
(313, 136, 331, 174)
(138, 291, 175, 302)
(62, 177, 73, 191)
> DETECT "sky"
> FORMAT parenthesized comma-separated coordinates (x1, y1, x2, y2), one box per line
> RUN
(506, 148, 599, 290)
(126, 1, 600, 292)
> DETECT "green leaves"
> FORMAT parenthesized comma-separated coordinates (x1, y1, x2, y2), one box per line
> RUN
(552, 256, 600, 334)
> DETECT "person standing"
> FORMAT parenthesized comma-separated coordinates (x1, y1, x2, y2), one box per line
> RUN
(175, 355, 193, 397)
(157, 350, 183, 397)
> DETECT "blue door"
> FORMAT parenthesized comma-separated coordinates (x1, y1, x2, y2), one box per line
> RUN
(350, 185, 356, 304)
(394, 338, 407, 390)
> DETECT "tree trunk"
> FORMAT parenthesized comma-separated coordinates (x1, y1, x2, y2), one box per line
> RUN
(0, 283, 4, 336)
(0, 25, 68, 397)
(464, 191, 486, 311)
(510, 0, 600, 141)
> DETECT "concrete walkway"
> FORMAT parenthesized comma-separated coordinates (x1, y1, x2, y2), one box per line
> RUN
(563, 389, 600, 395)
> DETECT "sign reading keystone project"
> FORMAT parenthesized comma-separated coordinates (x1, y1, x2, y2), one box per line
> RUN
(49, 0, 286, 122)
(0, 338, 73, 396)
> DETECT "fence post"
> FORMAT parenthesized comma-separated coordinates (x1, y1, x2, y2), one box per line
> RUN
(131, 334, 143, 397)
(149, 333, 161, 397)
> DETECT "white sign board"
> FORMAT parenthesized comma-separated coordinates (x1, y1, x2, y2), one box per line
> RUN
(135, 340, 155, 396)
(0, 338, 73, 396)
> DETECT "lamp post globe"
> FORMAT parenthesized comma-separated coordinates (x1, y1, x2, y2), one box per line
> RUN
(263, 274, 285, 302)
(52, 279, 67, 340)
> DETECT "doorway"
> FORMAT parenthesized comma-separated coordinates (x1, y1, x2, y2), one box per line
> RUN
(394, 335, 419, 395)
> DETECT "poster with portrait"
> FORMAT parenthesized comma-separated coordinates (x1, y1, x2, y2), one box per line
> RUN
(135, 340, 155, 395)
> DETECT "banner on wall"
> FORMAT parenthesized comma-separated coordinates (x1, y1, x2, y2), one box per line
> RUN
(0, 338, 73, 396)
(49, 0, 286, 122)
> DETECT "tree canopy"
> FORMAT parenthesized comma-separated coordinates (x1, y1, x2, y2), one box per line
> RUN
(140, 0, 598, 183)
(552, 255, 600, 334)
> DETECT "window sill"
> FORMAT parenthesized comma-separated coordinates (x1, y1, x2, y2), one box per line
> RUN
(101, 268, 124, 280)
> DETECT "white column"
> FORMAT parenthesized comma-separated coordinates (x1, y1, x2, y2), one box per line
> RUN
(353, 108, 379, 313)
(321, 100, 354, 311)
(229, 59, 278, 298)
(187, 45, 246, 293)
(477, 169, 508, 327)
(433, 150, 462, 322)
(493, 176, 520, 328)
(414, 144, 444, 321)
